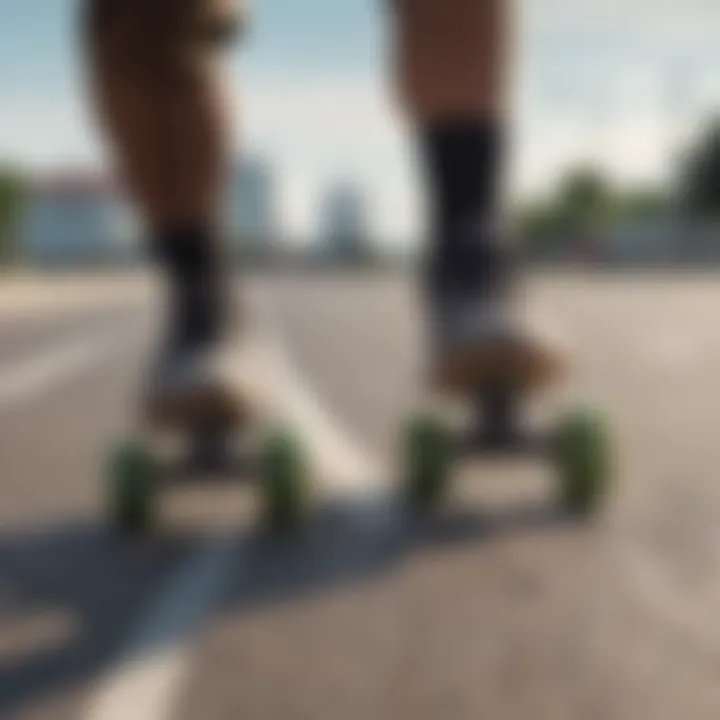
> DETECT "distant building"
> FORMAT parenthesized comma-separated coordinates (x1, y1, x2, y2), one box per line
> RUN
(580, 217, 720, 267)
(22, 171, 132, 266)
(319, 182, 370, 261)
(225, 157, 277, 254)
(602, 218, 681, 265)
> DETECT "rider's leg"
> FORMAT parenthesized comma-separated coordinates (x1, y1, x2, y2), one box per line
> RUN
(83, 0, 244, 421)
(391, 0, 559, 391)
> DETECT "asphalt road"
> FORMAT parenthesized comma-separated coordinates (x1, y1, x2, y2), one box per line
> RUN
(3, 271, 720, 719)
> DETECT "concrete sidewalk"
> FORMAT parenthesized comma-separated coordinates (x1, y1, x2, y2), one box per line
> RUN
(0, 271, 154, 319)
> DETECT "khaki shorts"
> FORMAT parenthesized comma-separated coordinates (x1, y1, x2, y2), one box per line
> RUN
(84, 0, 244, 85)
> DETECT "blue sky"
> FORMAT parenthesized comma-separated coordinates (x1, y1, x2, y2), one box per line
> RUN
(1, 0, 718, 242)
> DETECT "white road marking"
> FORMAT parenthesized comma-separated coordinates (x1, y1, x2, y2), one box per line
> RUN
(243, 284, 382, 493)
(264, 346, 382, 493)
(0, 274, 152, 320)
(86, 534, 238, 720)
(1, 287, 384, 720)
(0, 331, 132, 410)
(84, 336, 382, 720)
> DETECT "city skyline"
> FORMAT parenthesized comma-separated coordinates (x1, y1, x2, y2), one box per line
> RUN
(18, 160, 379, 262)
(319, 181, 370, 257)
(226, 156, 278, 247)
(21, 168, 131, 266)
(2, 1, 719, 246)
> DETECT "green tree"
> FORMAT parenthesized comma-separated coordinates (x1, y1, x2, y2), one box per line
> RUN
(557, 166, 613, 233)
(516, 166, 612, 256)
(614, 188, 669, 221)
(679, 118, 720, 217)
(0, 165, 25, 266)
(516, 163, 670, 260)
(516, 200, 568, 255)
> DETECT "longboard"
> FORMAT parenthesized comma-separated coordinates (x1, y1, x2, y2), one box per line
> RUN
(106, 341, 312, 535)
(402, 334, 612, 517)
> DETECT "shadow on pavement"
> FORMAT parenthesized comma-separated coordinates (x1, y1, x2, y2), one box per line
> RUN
(0, 519, 197, 717)
(220, 494, 582, 617)
(0, 497, 580, 717)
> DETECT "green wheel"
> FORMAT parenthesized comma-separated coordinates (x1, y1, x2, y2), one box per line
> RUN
(261, 424, 310, 530)
(552, 408, 612, 517)
(107, 440, 159, 534)
(404, 413, 453, 511)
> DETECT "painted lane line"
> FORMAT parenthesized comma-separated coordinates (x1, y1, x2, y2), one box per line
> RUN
(86, 534, 238, 720)
(266, 346, 381, 493)
(84, 338, 383, 720)
(0, 331, 133, 410)
(240, 285, 382, 493)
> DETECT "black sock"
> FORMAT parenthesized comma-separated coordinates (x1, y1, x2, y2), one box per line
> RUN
(421, 119, 513, 297)
(150, 224, 229, 349)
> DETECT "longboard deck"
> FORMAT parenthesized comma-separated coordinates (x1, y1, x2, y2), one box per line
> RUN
(427, 309, 570, 397)
(430, 336, 566, 396)
(140, 338, 280, 433)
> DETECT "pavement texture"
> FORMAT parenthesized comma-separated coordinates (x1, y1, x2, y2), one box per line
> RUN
(3, 271, 720, 719)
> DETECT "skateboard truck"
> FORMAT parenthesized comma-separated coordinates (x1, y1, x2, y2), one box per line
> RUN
(107, 421, 311, 535)
(185, 421, 235, 474)
(461, 385, 549, 457)
(403, 384, 612, 516)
